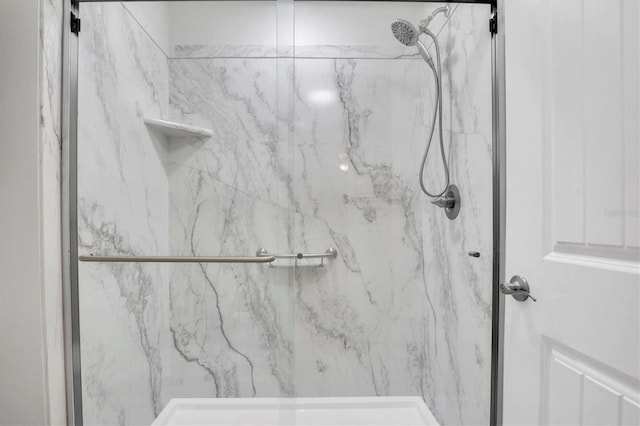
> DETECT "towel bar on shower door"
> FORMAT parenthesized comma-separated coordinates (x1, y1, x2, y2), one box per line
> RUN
(78, 249, 338, 265)
(78, 254, 277, 263)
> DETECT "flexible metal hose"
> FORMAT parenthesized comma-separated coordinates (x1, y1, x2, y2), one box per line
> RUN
(418, 29, 450, 198)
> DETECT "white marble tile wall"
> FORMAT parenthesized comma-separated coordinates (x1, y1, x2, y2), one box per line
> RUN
(78, 2, 492, 425)
(78, 3, 171, 424)
(167, 58, 290, 209)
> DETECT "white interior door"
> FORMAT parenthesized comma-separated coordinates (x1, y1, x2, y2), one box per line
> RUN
(503, 0, 640, 424)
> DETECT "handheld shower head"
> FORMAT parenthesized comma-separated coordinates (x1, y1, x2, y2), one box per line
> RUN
(416, 39, 435, 69)
(391, 19, 418, 46)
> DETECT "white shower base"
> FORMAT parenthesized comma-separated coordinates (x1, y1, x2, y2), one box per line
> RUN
(152, 397, 440, 426)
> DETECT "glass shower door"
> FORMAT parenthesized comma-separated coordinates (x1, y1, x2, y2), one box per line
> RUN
(289, 2, 494, 425)
(73, 1, 495, 425)
(76, 1, 296, 424)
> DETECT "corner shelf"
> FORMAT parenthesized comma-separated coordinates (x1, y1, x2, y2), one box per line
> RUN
(144, 117, 213, 139)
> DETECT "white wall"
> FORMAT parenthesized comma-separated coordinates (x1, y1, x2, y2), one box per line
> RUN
(126, 1, 279, 53)
(167, 1, 278, 48)
(125, 1, 446, 51)
(0, 1, 48, 424)
(0, 0, 65, 424)
(294, 1, 441, 47)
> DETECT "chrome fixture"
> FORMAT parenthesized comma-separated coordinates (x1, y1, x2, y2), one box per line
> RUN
(390, 19, 419, 46)
(391, 19, 436, 68)
(256, 248, 338, 267)
(391, 5, 459, 218)
(78, 249, 339, 265)
(419, 5, 452, 31)
(500, 275, 537, 302)
(78, 254, 276, 263)
(431, 184, 461, 220)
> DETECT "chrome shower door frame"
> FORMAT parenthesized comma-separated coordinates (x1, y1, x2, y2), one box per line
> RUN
(60, 0, 506, 424)
(490, 0, 507, 424)
(61, 0, 81, 424)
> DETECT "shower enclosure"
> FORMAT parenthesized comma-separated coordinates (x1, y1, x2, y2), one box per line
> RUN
(63, 0, 499, 424)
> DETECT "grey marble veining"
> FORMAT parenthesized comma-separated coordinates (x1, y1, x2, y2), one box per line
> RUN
(167, 167, 296, 397)
(289, 56, 430, 398)
(168, 58, 294, 211)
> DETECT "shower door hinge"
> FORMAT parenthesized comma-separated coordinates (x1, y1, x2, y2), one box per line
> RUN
(489, 12, 498, 35)
(70, 12, 81, 34)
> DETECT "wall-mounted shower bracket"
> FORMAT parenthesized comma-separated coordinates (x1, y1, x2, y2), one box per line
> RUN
(431, 184, 461, 220)
(419, 4, 451, 33)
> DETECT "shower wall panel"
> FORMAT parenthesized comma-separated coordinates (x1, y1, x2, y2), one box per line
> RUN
(78, 4, 171, 424)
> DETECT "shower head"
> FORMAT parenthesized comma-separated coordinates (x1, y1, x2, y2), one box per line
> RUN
(391, 19, 419, 46)
(391, 19, 435, 68)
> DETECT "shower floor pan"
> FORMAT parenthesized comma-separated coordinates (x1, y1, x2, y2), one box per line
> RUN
(152, 397, 439, 426)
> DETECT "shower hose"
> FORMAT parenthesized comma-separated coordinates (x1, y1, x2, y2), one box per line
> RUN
(419, 29, 450, 198)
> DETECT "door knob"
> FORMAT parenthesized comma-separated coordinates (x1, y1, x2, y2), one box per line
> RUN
(500, 275, 537, 302)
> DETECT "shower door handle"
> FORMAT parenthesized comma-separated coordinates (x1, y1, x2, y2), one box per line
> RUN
(500, 275, 537, 302)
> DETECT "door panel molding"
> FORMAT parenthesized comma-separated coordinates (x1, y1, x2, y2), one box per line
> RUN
(543, 338, 640, 425)
(544, 252, 640, 275)
(542, 0, 640, 263)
